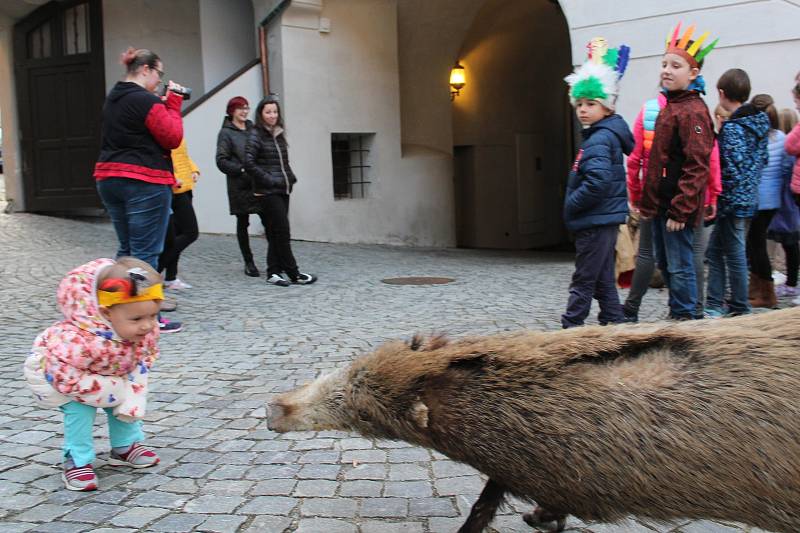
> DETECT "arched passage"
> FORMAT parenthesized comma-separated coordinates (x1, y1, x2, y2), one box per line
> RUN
(452, 0, 572, 249)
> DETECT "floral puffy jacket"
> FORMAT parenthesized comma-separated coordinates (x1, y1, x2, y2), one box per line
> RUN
(23, 259, 159, 420)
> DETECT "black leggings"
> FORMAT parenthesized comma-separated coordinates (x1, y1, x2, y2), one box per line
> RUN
(236, 212, 269, 264)
(158, 191, 199, 281)
(257, 194, 298, 278)
(746, 209, 777, 280)
(783, 242, 800, 287)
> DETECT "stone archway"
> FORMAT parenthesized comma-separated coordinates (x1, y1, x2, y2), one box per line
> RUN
(451, 0, 572, 249)
(397, 0, 573, 250)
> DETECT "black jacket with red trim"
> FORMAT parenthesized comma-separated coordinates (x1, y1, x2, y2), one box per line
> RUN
(94, 82, 183, 185)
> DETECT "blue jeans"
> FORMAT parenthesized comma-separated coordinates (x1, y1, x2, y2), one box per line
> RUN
(97, 178, 173, 269)
(561, 225, 624, 328)
(706, 215, 751, 315)
(652, 215, 697, 319)
(60, 401, 144, 467)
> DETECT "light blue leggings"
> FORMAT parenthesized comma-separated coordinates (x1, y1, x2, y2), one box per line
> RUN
(60, 401, 144, 468)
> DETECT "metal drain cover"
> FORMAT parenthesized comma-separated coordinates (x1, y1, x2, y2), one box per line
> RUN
(381, 276, 455, 285)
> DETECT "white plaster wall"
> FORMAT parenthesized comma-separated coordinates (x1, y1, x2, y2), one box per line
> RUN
(276, 0, 455, 246)
(183, 63, 265, 235)
(199, 0, 256, 91)
(102, 0, 204, 105)
(0, 13, 22, 209)
(560, 0, 800, 129)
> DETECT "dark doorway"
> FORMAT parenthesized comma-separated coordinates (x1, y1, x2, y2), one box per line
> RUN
(14, 0, 105, 212)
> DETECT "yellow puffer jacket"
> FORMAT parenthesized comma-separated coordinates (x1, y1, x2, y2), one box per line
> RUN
(171, 139, 199, 194)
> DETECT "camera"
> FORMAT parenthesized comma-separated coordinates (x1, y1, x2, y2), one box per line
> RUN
(170, 86, 192, 100)
(159, 84, 192, 101)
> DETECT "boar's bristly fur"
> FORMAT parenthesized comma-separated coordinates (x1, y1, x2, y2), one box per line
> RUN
(267, 309, 800, 533)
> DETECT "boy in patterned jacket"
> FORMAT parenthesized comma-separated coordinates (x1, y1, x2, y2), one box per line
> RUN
(704, 69, 770, 317)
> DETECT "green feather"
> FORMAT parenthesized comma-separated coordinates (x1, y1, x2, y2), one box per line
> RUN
(602, 49, 619, 69)
(571, 76, 607, 101)
(694, 37, 718, 64)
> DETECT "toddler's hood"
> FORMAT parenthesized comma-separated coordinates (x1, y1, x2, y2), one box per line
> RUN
(57, 258, 118, 339)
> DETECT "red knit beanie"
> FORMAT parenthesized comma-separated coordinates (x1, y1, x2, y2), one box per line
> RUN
(226, 96, 249, 117)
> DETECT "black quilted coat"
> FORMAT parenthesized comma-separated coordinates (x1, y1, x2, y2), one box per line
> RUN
(244, 125, 297, 196)
(215, 117, 261, 215)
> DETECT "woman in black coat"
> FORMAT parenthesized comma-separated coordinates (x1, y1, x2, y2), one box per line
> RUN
(244, 97, 316, 286)
(215, 96, 268, 277)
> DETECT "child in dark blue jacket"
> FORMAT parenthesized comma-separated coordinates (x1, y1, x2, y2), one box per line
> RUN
(561, 38, 633, 329)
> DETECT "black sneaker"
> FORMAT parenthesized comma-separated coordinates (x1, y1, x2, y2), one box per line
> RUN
(244, 261, 260, 277)
(267, 274, 290, 287)
(622, 307, 638, 323)
(291, 272, 317, 285)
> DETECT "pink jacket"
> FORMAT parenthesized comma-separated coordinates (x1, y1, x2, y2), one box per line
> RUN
(787, 122, 800, 194)
(24, 259, 158, 420)
(627, 93, 721, 208)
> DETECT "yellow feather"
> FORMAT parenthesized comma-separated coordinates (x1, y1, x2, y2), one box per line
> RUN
(687, 32, 709, 56)
(677, 24, 695, 50)
(590, 37, 608, 64)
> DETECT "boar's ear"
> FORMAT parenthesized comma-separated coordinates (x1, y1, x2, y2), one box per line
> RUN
(407, 334, 448, 352)
(409, 399, 429, 429)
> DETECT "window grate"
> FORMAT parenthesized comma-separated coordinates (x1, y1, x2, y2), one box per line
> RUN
(331, 133, 374, 199)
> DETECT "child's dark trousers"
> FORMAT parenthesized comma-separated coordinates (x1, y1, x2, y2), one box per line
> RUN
(562, 224, 624, 329)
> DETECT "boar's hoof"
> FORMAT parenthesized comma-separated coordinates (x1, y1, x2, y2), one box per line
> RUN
(522, 506, 567, 532)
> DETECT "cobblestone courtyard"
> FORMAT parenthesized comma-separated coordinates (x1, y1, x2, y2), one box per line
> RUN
(0, 208, 777, 533)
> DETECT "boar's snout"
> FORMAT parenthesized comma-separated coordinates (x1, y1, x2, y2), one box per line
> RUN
(266, 402, 285, 432)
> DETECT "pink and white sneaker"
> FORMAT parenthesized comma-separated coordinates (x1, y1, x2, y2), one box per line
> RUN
(63, 462, 98, 491)
(108, 443, 160, 469)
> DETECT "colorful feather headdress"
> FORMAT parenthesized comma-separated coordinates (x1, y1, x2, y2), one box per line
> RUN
(664, 22, 718, 69)
(565, 38, 630, 111)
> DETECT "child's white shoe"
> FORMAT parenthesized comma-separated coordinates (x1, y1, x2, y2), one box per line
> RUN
(62, 459, 98, 491)
(108, 442, 160, 469)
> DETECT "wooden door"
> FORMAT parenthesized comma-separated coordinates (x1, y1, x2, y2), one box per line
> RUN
(14, 0, 105, 211)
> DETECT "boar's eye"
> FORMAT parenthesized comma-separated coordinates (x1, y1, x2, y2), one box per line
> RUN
(358, 409, 370, 422)
(408, 335, 423, 351)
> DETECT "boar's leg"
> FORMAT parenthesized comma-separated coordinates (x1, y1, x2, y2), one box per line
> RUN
(522, 506, 567, 532)
(457, 478, 506, 533)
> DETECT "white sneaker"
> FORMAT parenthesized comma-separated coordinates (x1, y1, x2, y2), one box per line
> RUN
(164, 278, 192, 290)
(773, 271, 787, 286)
(266, 274, 290, 287)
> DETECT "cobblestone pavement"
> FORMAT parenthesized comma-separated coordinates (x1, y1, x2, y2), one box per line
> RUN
(0, 208, 783, 533)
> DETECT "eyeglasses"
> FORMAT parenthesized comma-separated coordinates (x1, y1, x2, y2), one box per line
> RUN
(150, 65, 165, 79)
(236, 106, 251, 111)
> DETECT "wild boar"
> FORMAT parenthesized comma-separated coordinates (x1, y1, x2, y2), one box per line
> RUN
(267, 309, 800, 533)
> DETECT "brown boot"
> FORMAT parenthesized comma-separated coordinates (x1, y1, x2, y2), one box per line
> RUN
(750, 276, 777, 308)
(761, 279, 778, 309)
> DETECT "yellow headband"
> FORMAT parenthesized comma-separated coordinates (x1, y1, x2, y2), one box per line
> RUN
(97, 283, 164, 307)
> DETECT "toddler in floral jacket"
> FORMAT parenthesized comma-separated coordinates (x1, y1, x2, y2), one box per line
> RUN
(24, 257, 162, 491)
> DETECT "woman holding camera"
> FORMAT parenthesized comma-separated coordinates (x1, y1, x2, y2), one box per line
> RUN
(244, 97, 316, 287)
(93, 47, 188, 333)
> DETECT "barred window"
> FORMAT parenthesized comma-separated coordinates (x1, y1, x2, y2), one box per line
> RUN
(331, 133, 373, 199)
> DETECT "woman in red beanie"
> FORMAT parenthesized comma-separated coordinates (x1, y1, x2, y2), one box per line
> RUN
(215, 96, 268, 277)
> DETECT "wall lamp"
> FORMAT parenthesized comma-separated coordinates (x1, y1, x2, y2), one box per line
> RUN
(449, 62, 465, 100)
